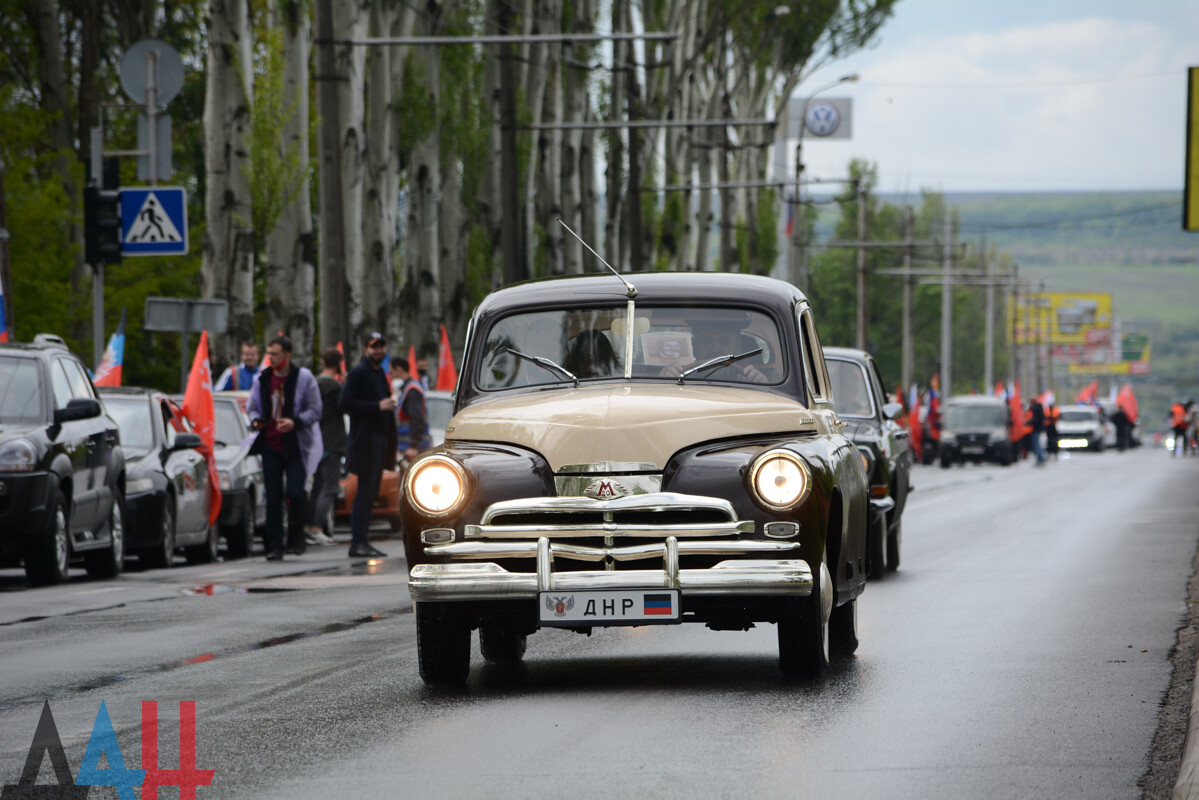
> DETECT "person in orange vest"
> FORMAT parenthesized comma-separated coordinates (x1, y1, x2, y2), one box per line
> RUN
(1045, 402, 1061, 460)
(1171, 399, 1191, 457)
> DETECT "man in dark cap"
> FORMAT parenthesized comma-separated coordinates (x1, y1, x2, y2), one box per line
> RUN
(339, 332, 396, 558)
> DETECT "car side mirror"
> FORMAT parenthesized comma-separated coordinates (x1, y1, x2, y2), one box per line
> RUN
(171, 432, 204, 452)
(882, 402, 904, 421)
(54, 398, 101, 423)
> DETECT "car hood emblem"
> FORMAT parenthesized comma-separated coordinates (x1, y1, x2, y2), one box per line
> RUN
(583, 478, 631, 500)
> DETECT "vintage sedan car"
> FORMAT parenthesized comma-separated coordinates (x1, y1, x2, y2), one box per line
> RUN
(939, 395, 1014, 467)
(1055, 405, 1106, 452)
(401, 272, 869, 686)
(0, 337, 127, 585)
(212, 392, 266, 556)
(100, 387, 217, 566)
(824, 347, 912, 579)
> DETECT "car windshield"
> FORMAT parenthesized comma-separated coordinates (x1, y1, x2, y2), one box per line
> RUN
(103, 396, 156, 450)
(477, 305, 784, 390)
(213, 401, 245, 445)
(944, 404, 1007, 429)
(1060, 409, 1096, 423)
(826, 360, 874, 417)
(0, 357, 45, 424)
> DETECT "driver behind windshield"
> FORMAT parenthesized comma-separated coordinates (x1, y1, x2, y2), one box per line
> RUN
(658, 316, 768, 384)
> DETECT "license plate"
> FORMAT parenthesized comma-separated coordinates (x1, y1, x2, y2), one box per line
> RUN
(961, 446, 984, 455)
(539, 589, 681, 626)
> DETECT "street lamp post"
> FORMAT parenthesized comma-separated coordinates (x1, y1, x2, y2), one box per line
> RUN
(789, 73, 859, 294)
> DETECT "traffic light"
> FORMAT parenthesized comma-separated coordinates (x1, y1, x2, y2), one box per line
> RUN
(84, 186, 122, 266)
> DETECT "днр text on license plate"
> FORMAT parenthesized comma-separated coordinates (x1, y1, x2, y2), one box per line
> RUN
(539, 589, 681, 626)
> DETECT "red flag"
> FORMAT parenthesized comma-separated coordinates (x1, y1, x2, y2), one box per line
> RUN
(180, 331, 222, 525)
(437, 324, 458, 391)
(1117, 383, 1138, 423)
(408, 344, 418, 378)
(1075, 380, 1098, 405)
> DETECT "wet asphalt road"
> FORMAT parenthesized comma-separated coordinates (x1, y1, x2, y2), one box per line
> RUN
(1, 447, 1197, 799)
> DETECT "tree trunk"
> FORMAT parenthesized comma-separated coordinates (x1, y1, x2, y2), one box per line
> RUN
(479, 0, 505, 287)
(385, 4, 416, 345)
(203, 0, 255, 363)
(360, 0, 398, 348)
(536, 1, 563, 277)
(315, 0, 348, 352)
(522, 0, 552, 278)
(265, 0, 315, 365)
(603, 0, 625, 268)
(334, 0, 369, 343)
(560, 0, 593, 275)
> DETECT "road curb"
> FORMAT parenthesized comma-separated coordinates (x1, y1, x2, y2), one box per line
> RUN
(1175, 660, 1199, 799)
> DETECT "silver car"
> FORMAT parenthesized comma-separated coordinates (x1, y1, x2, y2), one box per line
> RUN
(211, 392, 266, 556)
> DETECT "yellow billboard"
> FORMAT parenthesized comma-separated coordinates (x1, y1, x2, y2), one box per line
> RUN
(1186, 67, 1199, 231)
(1010, 292, 1112, 346)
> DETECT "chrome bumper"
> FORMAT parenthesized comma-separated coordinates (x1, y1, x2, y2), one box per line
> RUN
(409, 536, 813, 602)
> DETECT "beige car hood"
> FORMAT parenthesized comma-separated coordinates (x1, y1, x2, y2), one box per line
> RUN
(446, 384, 816, 471)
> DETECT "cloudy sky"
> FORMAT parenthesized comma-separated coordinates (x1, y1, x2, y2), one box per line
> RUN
(793, 0, 1199, 195)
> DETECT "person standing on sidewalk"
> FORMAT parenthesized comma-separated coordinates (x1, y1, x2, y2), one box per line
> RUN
(306, 348, 346, 545)
(248, 335, 323, 560)
(392, 356, 431, 462)
(1029, 396, 1047, 466)
(339, 332, 396, 558)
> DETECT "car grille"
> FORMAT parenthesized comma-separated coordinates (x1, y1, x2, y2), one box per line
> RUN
(956, 433, 988, 448)
(425, 492, 797, 572)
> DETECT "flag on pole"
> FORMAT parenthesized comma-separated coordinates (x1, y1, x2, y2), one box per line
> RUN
(1117, 383, 1139, 423)
(1075, 380, 1098, 405)
(437, 324, 458, 392)
(180, 331, 222, 525)
(93, 309, 126, 387)
(0, 275, 8, 342)
(408, 344, 418, 382)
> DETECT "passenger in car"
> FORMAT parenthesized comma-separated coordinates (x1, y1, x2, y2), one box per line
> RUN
(659, 319, 767, 383)
(563, 330, 619, 379)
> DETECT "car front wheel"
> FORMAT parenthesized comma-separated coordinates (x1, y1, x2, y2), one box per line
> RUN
(778, 553, 830, 680)
(186, 524, 219, 564)
(85, 490, 125, 579)
(886, 518, 902, 572)
(144, 495, 176, 569)
(225, 497, 254, 559)
(866, 510, 887, 579)
(26, 490, 70, 586)
(416, 601, 471, 687)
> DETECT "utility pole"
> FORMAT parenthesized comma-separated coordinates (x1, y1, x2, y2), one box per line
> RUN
(1010, 266, 1020, 390)
(0, 158, 10, 341)
(855, 180, 867, 350)
(983, 233, 993, 390)
(901, 207, 914, 392)
(719, 98, 732, 271)
(940, 205, 953, 397)
(315, 0, 348, 351)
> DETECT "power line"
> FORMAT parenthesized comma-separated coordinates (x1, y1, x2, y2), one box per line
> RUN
(860, 70, 1181, 91)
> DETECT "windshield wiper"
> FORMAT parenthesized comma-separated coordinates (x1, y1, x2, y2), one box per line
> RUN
(678, 348, 763, 385)
(507, 348, 579, 387)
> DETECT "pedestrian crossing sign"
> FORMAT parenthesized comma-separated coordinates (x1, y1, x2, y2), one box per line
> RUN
(120, 186, 188, 256)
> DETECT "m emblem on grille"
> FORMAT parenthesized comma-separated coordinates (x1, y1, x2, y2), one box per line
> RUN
(584, 478, 630, 499)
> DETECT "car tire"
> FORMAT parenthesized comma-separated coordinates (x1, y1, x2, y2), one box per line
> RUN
(778, 551, 830, 680)
(479, 627, 528, 663)
(416, 601, 471, 687)
(939, 455, 952, 469)
(829, 596, 858, 657)
(85, 489, 125, 579)
(225, 498, 254, 559)
(185, 524, 219, 564)
(144, 495, 176, 569)
(389, 514, 403, 533)
(886, 518, 902, 572)
(26, 489, 71, 586)
(866, 510, 886, 580)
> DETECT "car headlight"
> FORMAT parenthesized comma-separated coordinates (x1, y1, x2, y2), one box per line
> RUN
(749, 449, 811, 512)
(406, 455, 468, 516)
(0, 439, 37, 472)
(856, 446, 875, 478)
(988, 429, 1008, 444)
(127, 477, 155, 495)
(940, 431, 957, 444)
(219, 470, 232, 490)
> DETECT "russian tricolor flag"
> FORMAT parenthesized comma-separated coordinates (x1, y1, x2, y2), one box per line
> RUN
(93, 310, 126, 387)
(644, 594, 674, 616)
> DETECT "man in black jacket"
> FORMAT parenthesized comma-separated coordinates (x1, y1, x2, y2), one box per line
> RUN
(306, 348, 346, 544)
(339, 332, 396, 558)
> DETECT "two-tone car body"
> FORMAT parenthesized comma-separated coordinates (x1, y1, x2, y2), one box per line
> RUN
(824, 347, 912, 578)
(401, 272, 869, 686)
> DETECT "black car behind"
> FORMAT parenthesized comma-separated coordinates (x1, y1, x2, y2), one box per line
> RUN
(939, 395, 1015, 467)
(0, 337, 126, 585)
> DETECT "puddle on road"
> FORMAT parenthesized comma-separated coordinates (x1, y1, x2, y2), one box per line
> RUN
(0, 609, 408, 714)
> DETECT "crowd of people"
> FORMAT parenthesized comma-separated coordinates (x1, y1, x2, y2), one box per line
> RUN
(222, 333, 433, 561)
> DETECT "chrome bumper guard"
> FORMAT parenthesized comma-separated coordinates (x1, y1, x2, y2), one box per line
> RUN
(409, 492, 813, 603)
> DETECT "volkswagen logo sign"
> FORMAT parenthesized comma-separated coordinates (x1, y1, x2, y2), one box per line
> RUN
(804, 100, 841, 137)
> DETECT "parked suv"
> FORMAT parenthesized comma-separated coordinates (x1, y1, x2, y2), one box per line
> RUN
(0, 336, 127, 585)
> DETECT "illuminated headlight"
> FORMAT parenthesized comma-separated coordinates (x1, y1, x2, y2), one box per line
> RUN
(219, 470, 232, 490)
(856, 446, 875, 477)
(988, 429, 1008, 444)
(1059, 438, 1089, 449)
(749, 449, 812, 512)
(0, 439, 37, 472)
(940, 432, 957, 444)
(127, 477, 155, 495)
(406, 456, 468, 516)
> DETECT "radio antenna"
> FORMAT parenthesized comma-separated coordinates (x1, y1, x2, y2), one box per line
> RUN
(557, 218, 636, 298)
